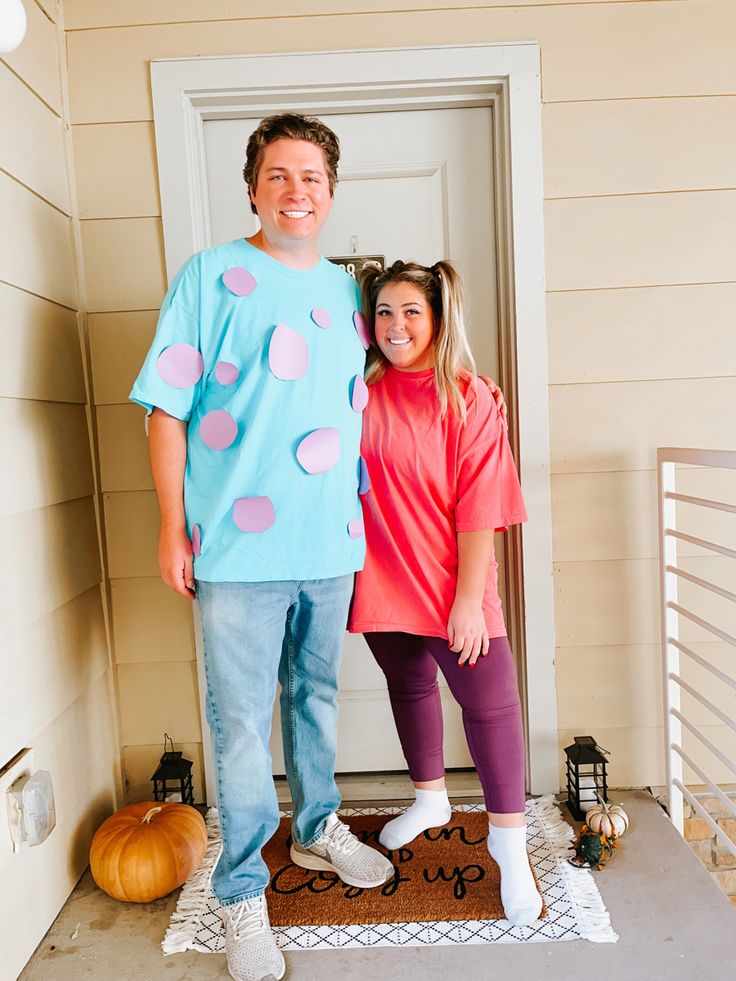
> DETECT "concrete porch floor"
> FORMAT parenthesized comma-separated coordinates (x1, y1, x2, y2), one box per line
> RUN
(19, 788, 736, 981)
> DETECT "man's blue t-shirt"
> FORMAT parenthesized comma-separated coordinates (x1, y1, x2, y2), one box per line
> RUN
(130, 238, 368, 582)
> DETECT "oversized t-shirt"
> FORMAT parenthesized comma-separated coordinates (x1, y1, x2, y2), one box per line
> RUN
(348, 367, 527, 639)
(130, 238, 368, 583)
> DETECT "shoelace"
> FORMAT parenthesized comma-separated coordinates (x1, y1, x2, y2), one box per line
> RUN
(323, 819, 360, 855)
(225, 899, 268, 941)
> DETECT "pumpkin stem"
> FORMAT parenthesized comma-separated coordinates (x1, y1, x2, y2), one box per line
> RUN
(141, 806, 164, 824)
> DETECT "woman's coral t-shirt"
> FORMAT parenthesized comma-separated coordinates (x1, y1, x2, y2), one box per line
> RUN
(348, 367, 527, 640)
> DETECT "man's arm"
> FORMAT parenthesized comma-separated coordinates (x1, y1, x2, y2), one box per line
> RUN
(148, 408, 195, 598)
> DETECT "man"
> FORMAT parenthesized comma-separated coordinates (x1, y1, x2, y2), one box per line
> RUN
(130, 113, 392, 981)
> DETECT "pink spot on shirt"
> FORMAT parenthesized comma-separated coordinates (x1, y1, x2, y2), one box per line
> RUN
(350, 375, 369, 413)
(156, 343, 204, 388)
(348, 519, 364, 540)
(233, 497, 275, 533)
(199, 410, 238, 450)
(358, 456, 371, 495)
(191, 524, 202, 556)
(215, 361, 239, 385)
(296, 428, 340, 474)
(268, 324, 309, 380)
(222, 267, 257, 296)
(311, 307, 331, 329)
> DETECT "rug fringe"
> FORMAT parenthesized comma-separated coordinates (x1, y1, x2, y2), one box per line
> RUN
(533, 794, 619, 944)
(162, 808, 222, 955)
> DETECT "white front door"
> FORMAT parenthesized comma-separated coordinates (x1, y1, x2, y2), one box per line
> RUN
(202, 106, 500, 772)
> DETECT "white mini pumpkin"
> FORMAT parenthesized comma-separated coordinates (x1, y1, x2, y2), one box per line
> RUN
(585, 801, 629, 838)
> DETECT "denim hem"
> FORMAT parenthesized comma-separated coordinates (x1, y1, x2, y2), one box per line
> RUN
(217, 888, 266, 907)
(301, 816, 330, 849)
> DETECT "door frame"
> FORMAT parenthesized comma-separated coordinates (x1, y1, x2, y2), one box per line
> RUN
(151, 42, 558, 798)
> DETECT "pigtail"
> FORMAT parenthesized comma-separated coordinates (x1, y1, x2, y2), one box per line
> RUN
(431, 261, 476, 422)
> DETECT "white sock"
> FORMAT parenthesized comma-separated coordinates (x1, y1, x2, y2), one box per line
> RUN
(379, 789, 452, 850)
(487, 823, 543, 926)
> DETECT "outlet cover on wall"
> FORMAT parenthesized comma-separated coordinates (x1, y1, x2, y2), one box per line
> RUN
(0, 748, 34, 856)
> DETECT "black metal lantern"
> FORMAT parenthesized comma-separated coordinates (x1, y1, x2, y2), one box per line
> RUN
(151, 733, 194, 805)
(564, 735, 609, 821)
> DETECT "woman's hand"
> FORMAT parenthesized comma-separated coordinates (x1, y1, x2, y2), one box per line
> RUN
(479, 375, 508, 429)
(447, 595, 489, 667)
(158, 524, 196, 598)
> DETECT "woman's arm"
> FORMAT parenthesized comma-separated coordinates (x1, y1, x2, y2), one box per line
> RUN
(149, 408, 195, 598)
(447, 529, 494, 666)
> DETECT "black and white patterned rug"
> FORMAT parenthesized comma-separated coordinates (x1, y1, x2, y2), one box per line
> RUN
(163, 796, 617, 953)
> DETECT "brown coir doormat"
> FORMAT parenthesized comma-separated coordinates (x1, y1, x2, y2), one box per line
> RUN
(261, 811, 545, 926)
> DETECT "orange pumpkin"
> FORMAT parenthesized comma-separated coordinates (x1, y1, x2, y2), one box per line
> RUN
(90, 802, 207, 902)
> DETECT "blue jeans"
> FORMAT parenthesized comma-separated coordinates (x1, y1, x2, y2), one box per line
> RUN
(196, 575, 353, 905)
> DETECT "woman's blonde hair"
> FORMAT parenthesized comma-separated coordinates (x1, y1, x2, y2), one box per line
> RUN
(359, 259, 476, 420)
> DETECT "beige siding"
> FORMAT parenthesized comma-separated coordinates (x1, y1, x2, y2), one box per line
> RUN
(547, 283, 736, 385)
(81, 217, 166, 312)
(65, 3, 736, 124)
(543, 96, 736, 199)
(104, 490, 160, 579)
(89, 310, 157, 404)
(63, 0, 644, 31)
(0, 64, 70, 212)
(0, 588, 109, 766)
(0, 5, 119, 976)
(111, 577, 194, 664)
(63, 0, 736, 799)
(0, 172, 78, 308)
(0, 283, 85, 402)
(550, 377, 736, 474)
(118, 661, 202, 746)
(97, 403, 153, 493)
(545, 191, 736, 291)
(0, 400, 94, 517)
(73, 122, 160, 219)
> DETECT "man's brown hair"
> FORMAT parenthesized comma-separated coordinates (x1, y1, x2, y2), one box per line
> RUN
(243, 112, 340, 214)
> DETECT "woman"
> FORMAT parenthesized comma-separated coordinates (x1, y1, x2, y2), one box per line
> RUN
(348, 260, 542, 926)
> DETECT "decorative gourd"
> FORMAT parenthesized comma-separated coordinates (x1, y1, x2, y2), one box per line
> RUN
(585, 801, 629, 839)
(569, 829, 616, 869)
(90, 802, 207, 902)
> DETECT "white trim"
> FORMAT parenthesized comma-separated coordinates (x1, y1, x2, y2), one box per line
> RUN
(151, 43, 558, 801)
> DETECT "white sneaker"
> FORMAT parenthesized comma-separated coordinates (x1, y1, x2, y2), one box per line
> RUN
(222, 895, 285, 981)
(290, 813, 394, 889)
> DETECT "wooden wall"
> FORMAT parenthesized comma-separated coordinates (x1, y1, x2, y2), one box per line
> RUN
(0, 2, 119, 975)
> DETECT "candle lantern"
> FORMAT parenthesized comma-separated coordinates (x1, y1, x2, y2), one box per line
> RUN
(151, 733, 195, 806)
(564, 735, 609, 821)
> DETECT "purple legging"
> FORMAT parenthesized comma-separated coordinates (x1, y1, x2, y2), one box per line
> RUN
(365, 632, 526, 813)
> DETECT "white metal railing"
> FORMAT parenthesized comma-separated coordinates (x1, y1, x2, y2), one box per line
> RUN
(657, 448, 736, 858)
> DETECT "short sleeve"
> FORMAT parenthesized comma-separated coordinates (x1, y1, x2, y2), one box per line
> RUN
(455, 380, 527, 532)
(129, 254, 205, 421)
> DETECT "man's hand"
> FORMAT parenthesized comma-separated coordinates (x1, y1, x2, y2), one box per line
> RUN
(447, 595, 490, 668)
(479, 375, 508, 429)
(158, 524, 195, 598)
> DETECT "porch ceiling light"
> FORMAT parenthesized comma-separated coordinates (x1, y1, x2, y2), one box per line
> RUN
(0, 0, 27, 55)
